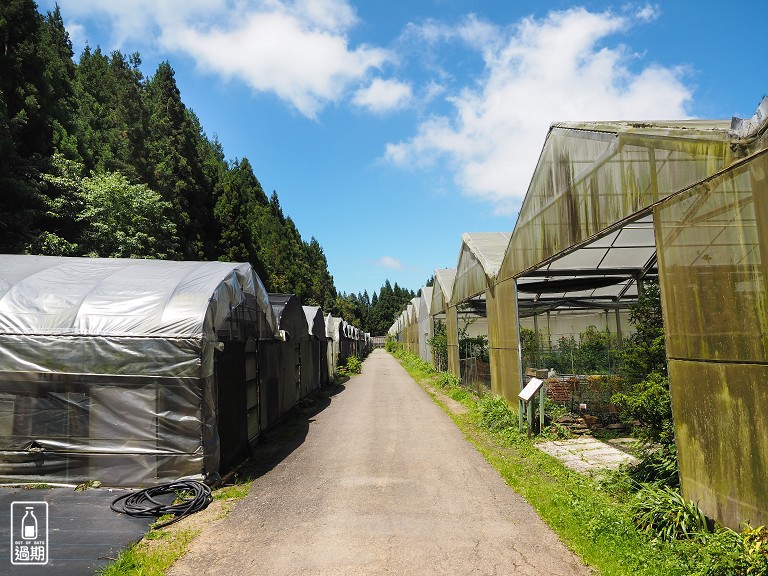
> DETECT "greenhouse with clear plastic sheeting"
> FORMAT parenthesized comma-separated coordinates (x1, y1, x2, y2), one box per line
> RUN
(481, 98, 768, 529)
(447, 232, 510, 394)
(0, 255, 276, 487)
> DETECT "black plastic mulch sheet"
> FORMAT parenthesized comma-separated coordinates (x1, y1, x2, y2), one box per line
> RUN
(0, 487, 152, 575)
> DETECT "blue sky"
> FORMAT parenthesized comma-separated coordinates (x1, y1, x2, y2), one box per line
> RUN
(38, 0, 767, 296)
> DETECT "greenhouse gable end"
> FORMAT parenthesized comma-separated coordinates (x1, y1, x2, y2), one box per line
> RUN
(0, 255, 276, 487)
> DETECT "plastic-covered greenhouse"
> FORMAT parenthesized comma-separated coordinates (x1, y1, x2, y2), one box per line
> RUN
(0, 255, 276, 486)
(427, 98, 768, 529)
(326, 315, 344, 376)
(417, 287, 433, 363)
(446, 232, 510, 390)
(303, 305, 330, 392)
(399, 97, 768, 528)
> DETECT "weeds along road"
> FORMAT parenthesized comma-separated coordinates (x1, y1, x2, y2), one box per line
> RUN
(168, 349, 591, 575)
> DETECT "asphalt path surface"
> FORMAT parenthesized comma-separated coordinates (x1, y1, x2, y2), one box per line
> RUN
(169, 349, 591, 575)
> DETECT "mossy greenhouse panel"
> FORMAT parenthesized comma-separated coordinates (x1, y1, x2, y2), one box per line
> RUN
(656, 150, 768, 529)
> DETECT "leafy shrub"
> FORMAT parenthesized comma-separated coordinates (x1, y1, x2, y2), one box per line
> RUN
(476, 394, 517, 432)
(543, 398, 571, 422)
(629, 442, 680, 487)
(742, 525, 768, 574)
(618, 280, 668, 384)
(538, 326, 618, 375)
(401, 353, 434, 375)
(460, 333, 489, 363)
(345, 356, 362, 374)
(436, 372, 461, 389)
(697, 528, 749, 575)
(540, 422, 572, 440)
(428, 320, 448, 371)
(385, 339, 400, 353)
(696, 525, 768, 576)
(448, 387, 470, 402)
(631, 484, 709, 541)
(612, 371, 674, 444)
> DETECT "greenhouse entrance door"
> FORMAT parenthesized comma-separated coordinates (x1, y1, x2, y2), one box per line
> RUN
(215, 342, 249, 473)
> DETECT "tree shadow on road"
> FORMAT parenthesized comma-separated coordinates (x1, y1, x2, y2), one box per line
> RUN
(221, 382, 347, 485)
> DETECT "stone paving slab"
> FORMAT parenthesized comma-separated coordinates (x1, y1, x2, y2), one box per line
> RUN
(537, 437, 640, 473)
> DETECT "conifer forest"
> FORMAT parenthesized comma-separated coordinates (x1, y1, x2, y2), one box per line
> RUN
(0, 0, 414, 334)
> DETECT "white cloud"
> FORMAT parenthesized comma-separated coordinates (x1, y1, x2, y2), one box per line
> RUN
(54, 0, 392, 118)
(64, 19, 87, 52)
(423, 81, 446, 103)
(375, 256, 403, 269)
(385, 8, 692, 214)
(353, 78, 413, 113)
(169, 11, 390, 118)
(636, 4, 661, 23)
(57, 0, 218, 46)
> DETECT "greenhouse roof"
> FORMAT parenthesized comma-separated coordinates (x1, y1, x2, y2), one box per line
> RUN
(327, 316, 343, 340)
(410, 297, 421, 322)
(0, 255, 276, 339)
(431, 268, 456, 315)
(501, 115, 754, 316)
(515, 213, 655, 314)
(505, 119, 737, 282)
(451, 232, 511, 305)
(303, 306, 326, 339)
(419, 287, 433, 318)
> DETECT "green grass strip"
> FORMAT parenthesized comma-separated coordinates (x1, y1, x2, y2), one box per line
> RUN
(97, 528, 199, 576)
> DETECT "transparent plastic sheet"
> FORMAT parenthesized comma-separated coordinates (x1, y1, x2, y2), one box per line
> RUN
(302, 306, 327, 392)
(0, 257, 278, 486)
(452, 233, 511, 307)
(0, 373, 205, 485)
(325, 314, 339, 377)
(302, 306, 326, 340)
(503, 123, 733, 281)
(0, 335, 202, 377)
(431, 269, 456, 316)
(0, 257, 275, 339)
(446, 305, 459, 376)
(270, 295, 310, 405)
(418, 288, 433, 362)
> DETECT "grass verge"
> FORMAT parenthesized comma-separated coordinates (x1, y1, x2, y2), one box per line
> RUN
(97, 528, 200, 576)
(390, 348, 703, 576)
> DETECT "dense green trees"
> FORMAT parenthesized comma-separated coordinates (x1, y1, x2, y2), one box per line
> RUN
(0, 0, 338, 311)
(1, 0, 423, 328)
(335, 279, 417, 336)
(0, 0, 62, 251)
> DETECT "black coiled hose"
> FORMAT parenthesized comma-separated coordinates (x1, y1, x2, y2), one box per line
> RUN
(110, 480, 213, 529)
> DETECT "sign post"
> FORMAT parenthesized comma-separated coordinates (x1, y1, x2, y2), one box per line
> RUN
(518, 377, 545, 437)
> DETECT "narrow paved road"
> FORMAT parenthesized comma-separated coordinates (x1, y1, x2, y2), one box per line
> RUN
(169, 349, 590, 575)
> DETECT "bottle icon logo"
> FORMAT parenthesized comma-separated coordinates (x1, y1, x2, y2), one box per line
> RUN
(22, 507, 38, 540)
(11, 501, 48, 565)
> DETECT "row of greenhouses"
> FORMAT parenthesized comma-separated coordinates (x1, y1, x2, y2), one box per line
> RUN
(0, 255, 370, 487)
(389, 97, 768, 530)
